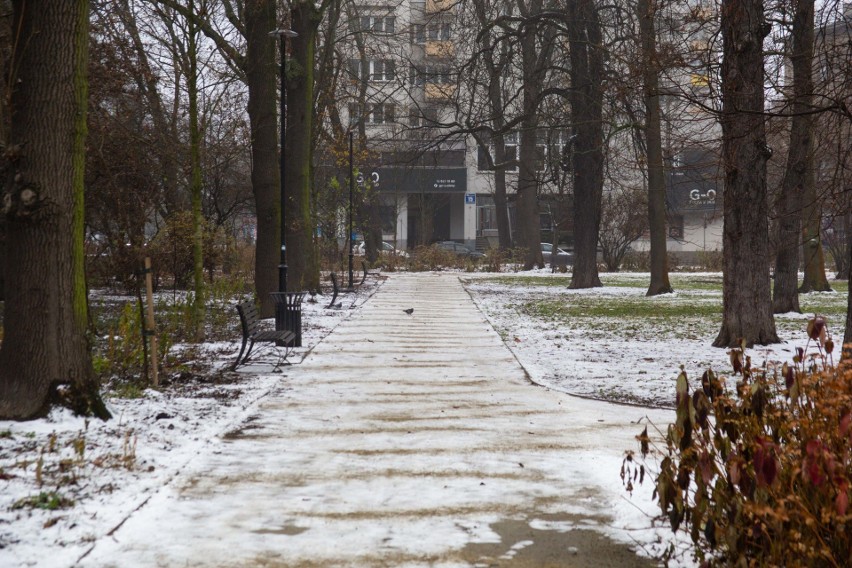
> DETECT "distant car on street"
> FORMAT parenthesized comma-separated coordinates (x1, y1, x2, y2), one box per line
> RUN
(436, 241, 485, 259)
(355, 241, 408, 258)
(541, 243, 574, 267)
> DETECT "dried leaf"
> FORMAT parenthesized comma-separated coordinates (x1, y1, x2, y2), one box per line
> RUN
(704, 518, 716, 548)
(841, 411, 851, 437)
(699, 451, 715, 482)
(808, 316, 826, 340)
(638, 426, 650, 458)
(677, 465, 691, 490)
(783, 363, 795, 390)
(836, 489, 848, 516)
(730, 350, 743, 374)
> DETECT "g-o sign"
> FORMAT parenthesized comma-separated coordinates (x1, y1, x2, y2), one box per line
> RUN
(356, 171, 381, 187)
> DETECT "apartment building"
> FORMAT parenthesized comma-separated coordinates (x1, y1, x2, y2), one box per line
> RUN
(337, 0, 727, 260)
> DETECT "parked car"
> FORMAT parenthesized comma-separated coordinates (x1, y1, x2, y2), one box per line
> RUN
(355, 241, 408, 258)
(436, 241, 485, 259)
(541, 242, 574, 267)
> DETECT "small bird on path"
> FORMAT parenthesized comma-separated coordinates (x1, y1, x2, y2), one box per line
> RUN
(403, 308, 414, 315)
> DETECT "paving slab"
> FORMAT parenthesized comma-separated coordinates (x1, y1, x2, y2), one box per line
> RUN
(79, 273, 664, 567)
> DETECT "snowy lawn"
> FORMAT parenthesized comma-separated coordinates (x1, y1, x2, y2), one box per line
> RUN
(462, 271, 847, 407)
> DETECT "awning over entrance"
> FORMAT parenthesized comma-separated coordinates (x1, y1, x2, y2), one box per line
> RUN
(369, 167, 467, 194)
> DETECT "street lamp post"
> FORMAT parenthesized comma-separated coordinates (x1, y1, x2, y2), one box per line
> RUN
(270, 27, 298, 333)
(348, 129, 355, 290)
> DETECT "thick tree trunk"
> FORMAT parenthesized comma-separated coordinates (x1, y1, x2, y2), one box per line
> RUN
(843, 240, 852, 360)
(639, 0, 672, 296)
(515, 3, 545, 269)
(773, 0, 815, 313)
(0, 1, 109, 420)
(713, 0, 779, 348)
(568, 0, 603, 288)
(492, 137, 513, 250)
(772, 191, 802, 313)
(516, 125, 543, 268)
(474, 0, 512, 251)
(285, 1, 320, 292)
(796, 5, 829, 293)
(188, 3, 205, 341)
(244, 0, 279, 316)
(800, 195, 831, 292)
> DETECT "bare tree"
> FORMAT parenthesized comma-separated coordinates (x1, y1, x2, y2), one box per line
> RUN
(714, 0, 779, 347)
(638, 0, 672, 295)
(598, 187, 646, 272)
(567, 0, 604, 288)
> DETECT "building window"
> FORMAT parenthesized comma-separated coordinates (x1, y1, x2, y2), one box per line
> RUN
(535, 128, 573, 172)
(354, 15, 395, 34)
(410, 64, 453, 86)
(411, 24, 425, 44)
(371, 103, 395, 124)
(427, 22, 451, 41)
(477, 132, 518, 172)
(349, 103, 395, 125)
(409, 106, 438, 127)
(348, 59, 396, 82)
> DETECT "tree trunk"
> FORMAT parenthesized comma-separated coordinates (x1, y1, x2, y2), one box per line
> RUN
(843, 239, 852, 360)
(840, 212, 852, 280)
(474, 0, 512, 251)
(0, 1, 109, 420)
(800, 194, 831, 292)
(188, 1, 206, 341)
(492, 136, 513, 250)
(639, 0, 672, 296)
(773, 0, 815, 313)
(516, 126, 543, 268)
(244, 0, 279, 316)
(515, 2, 545, 269)
(568, 0, 603, 288)
(285, 0, 320, 292)
(713, 0, 779, 348)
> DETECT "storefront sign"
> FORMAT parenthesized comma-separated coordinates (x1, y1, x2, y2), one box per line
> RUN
(375, 167, 467, 193)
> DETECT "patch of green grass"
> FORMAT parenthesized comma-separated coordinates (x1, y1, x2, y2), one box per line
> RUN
(486, 273, 849, 340)
(482, 275, 569, 288)
(479, 273, 726, 292)
(12, 491, 74, 511)
(0, 429, 11, 439)
(522, 296, 722, 321)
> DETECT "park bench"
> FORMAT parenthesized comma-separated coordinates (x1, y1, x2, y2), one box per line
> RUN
(232, 300, 295, 370)
(360, 260, 382, 285)
(326, 272, 342, 309)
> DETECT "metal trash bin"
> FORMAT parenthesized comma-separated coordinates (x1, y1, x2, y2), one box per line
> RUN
(271, 291, 304, 347)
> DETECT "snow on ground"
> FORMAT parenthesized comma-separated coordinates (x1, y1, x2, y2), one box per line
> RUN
(0, 270, 845, 567)
(0, 283, 381, 567)
(462, 270, 842, 407)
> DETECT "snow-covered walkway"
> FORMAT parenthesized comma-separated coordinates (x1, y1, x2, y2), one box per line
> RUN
(79, 273, 670, 567)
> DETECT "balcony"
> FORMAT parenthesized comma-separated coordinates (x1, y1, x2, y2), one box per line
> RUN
(426, 0, 455, 14)
(690, 73, 710, 87)
(425, 82, 456, 101)
(425, 40, 455, 58)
